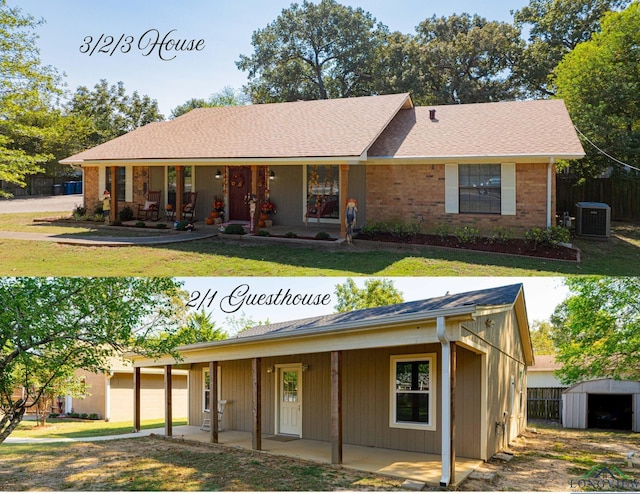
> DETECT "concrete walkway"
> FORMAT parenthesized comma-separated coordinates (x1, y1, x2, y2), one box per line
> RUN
(4, 426, 166, 444)
(0, 230, 218, 246)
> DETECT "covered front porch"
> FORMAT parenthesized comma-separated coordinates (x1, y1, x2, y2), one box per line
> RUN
(155, 425, 483, 487)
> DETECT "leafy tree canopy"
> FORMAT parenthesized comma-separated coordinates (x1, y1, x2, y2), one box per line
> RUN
(513, 0, 631, 97)
(550, 277, 640, 384)
(170, 310, 228, 345)
(0, 0, 61, 196)
(530, 320, 556, 355)
(410, 14, 524, 104)
(236, 0, 388, 103)
(66, 79, 164, 147)
(554, 2, 640, 179)
(334, 278, 404, 313)
(170, 86, 248, 119)
(0, 277, 188, 443)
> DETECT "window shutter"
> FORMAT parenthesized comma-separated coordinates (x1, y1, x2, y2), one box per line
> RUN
(501, 163, 516, 216)
(125, 166, 133, 203)
(445, 164, 459, 214)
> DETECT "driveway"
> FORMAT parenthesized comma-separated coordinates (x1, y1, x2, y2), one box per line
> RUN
(0, 194, 82, 214)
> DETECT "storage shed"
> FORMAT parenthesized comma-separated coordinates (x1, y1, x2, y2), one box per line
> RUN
(562, 379, 640, 431)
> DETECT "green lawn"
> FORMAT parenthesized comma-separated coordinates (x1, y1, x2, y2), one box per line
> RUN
(11, 418, 187, 439)
(1, 212, 639, 276)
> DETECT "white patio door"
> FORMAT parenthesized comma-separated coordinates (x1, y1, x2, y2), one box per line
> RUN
(278, 365, 302, 436)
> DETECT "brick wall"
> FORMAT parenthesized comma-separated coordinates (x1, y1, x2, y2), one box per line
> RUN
(83, 167, 100, 213)
(365, 163, 554, 236)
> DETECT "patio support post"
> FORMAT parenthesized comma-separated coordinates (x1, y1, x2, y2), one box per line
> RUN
(251, 165, 258, 232)
(164, 364, 173, 437)
(331, 350, 343, 464)
(210, 361, 219, 443)
(252, 357, 262, 450)
(450, 341, 457, 485)
(133, 367, 141, 432)
(176, 166, 184, 221)
(339, 165, 349, 239)
(437, 316, 452, 487)
(110, 165, 119, 223)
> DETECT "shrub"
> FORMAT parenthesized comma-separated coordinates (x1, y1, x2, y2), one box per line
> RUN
(284, 231, 298, 238)
(360, 221, 391, 235)
(88, 413, 99, 420)
(48, 413, 59, 418)
(72, 205, 87, 218)
(525, 226, 571, 250)
(134, 221, 146, 228)
(119, 206, 134, 222)
(547, 225, 571, 246)
(222, 224, 245, 235)
(434, 223, 450, 240)
(80, 413, 89, 419)
(390, 222, 420, 239)
(69, 412, 80, 418)
(486, 226, 513, 244)
(155, 223, 167, 229)
(315, 231, 331, 240)
(453, 226, 480, 244)
(256, 230, 270, 236)
(175, 220, 194, 231)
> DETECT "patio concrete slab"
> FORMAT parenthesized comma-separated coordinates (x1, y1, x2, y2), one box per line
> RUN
(169, 426, 483, 488)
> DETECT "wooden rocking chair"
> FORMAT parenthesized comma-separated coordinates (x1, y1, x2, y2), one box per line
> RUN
(182, 191, 198, 221)
(137, 190, 161, 221)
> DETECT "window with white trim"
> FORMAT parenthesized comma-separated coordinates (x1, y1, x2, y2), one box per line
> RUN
(390, 354, 436, 430)
(203, 367, 221, 412)
(445, 163, 516, 216)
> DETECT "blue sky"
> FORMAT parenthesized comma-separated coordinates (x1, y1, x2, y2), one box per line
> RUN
(20, 0, 530, 115)
(180, 277, 569, 331)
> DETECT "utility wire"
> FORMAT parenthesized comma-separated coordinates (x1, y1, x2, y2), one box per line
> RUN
(574, 125, 640, 173)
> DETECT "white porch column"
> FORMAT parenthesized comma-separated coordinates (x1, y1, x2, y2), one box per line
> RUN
(437, 316, 451, 487)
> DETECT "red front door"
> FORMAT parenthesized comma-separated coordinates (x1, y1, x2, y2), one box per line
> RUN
(228, 167, 252, 221)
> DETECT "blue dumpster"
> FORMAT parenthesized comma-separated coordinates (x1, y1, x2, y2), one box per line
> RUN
(74, 181, 83, 194)
(63, 182, 73, 194)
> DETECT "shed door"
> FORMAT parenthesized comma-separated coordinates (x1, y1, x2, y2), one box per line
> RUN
(587, 394, 632, 430)
(278, 366, 302, 437)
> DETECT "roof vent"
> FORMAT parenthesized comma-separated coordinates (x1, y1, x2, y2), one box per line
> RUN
(429, 109, 436, 120)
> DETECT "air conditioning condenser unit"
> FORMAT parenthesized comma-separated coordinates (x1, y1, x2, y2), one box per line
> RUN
(575, 202, 611, 238)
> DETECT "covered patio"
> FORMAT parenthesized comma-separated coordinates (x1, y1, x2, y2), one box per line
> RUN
(156, 425, 483, 487)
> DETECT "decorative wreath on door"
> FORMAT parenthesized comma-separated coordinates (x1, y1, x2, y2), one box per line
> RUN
(230, 173, 244, 188)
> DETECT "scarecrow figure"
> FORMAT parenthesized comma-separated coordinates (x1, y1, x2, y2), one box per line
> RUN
(102, 190, 111, 222)
(345, 198, 357, 245)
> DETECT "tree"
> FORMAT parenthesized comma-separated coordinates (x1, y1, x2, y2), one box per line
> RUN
(0, 277, 188, 443)
(172, 310, 227, 344)
(334, 278, 404, 313)
(405, 14, 523, 105)
(0, 1, 61, 196)
(553, 2, 640, 179)
(225, 313, 270, 336)
(513, 0, 630, 97)
(550, 277, 640, 384)
(170, 86, 248, 119)
(530, 320, 556, 355)
(236, 0, 388, 103)
(66, 79, 164, 147)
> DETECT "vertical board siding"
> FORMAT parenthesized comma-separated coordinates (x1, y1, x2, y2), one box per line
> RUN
(527, 388, 563, 421)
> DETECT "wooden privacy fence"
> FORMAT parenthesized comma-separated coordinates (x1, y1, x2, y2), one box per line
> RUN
(527, 387, 564, 422)
(557, 175, 640, 222)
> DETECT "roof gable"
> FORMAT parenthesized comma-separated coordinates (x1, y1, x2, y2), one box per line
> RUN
(62, 93, 412, 162)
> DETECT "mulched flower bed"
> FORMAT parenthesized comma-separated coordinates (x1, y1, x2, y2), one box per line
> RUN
(356, 232, 580, 261)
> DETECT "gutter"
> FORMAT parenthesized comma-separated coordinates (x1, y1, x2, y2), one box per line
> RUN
(437, 315, 451, 487)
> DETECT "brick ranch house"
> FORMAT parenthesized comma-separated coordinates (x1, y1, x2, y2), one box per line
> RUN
(61, 93, 584, 237)
(128, 283, 534, 487)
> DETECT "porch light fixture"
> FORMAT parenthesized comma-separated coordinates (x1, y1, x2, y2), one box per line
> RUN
(302, 364, 310, 371)
(215, 169, 222, 179)
(266, 365, 275, 373)
(269, 171, 275, 180)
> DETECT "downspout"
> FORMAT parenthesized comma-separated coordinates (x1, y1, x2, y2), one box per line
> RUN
(547, 158, 554, 229)
(437, 316, 451, 487)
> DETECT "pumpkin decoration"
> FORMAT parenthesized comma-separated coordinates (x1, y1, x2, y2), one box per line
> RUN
(165, 204, 173, 210)
(210, 210, 219, 219)
(258, 220, 266, 228)
(205, 217, 215, 225)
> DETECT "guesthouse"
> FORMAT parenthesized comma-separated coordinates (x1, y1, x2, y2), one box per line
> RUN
(129, 283, 534, 486)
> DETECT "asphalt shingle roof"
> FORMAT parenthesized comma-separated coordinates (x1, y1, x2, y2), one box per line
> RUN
(236, 283, 523, 340)
(61, 94, 584, 164)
